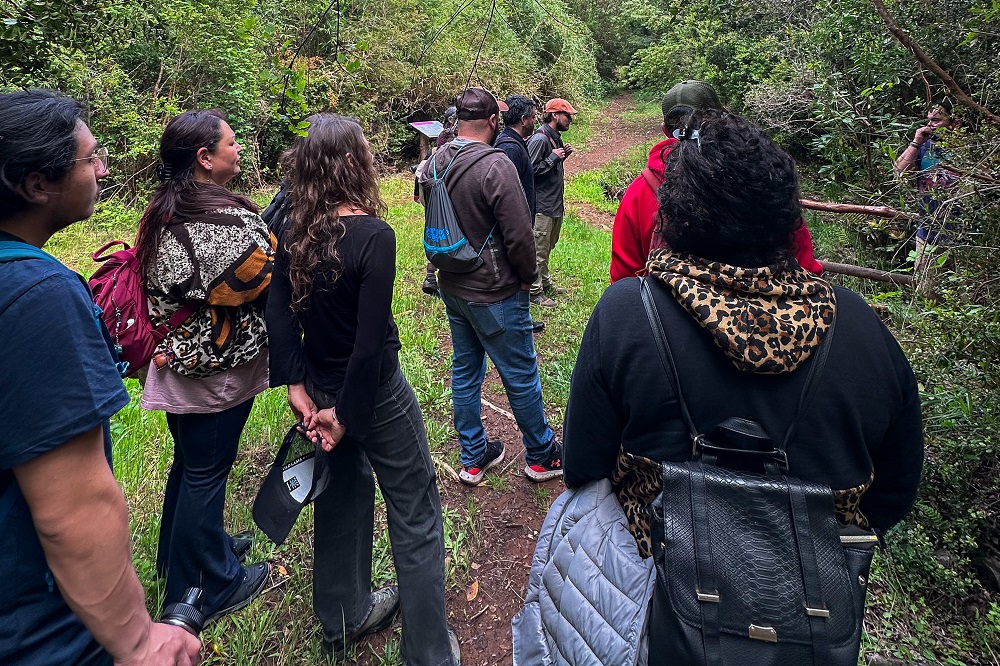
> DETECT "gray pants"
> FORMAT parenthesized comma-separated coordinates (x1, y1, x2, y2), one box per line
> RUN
(308, 368, 453, 666)
(531, 212, 563, 295)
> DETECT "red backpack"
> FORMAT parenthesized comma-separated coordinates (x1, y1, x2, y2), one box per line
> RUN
(89, 241, 198, 377)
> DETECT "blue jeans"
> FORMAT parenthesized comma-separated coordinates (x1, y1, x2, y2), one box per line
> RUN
(308, 369, 453, 666)
(441, 289, 554, 467)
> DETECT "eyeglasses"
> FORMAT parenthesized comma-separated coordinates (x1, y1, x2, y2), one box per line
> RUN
(71, 147, 110, 172)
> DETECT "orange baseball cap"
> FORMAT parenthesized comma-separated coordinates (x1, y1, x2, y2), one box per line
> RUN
(543, 98, 578, 115)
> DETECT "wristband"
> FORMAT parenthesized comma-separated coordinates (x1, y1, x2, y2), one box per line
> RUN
(909, 141, 920, 148)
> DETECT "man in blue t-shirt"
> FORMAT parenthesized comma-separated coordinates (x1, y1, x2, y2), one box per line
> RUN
(0, 91, 200, 665)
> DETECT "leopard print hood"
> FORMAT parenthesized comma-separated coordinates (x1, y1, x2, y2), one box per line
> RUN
(647, 248, 836, 374)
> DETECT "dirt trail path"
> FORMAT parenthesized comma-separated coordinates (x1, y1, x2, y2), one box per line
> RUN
(358, 94, 657, 666)
(433, 94, 659, 666)
(564, 93, 659, 179)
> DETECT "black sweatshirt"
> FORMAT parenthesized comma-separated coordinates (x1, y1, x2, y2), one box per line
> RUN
(562, 278, 924, 532)
(495, 127, 536, 218)
(266, 215, 401, 440)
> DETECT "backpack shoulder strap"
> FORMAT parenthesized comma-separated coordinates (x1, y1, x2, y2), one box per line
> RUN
(641, 168, 663, 194)
(0, 241, 59, 264)
(533, 126, 559, 150)
(639, 276, 836, 457)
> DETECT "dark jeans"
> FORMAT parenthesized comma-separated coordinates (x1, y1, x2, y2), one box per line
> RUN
(309, 368, 453, 666)
(158, 398, 254, 612)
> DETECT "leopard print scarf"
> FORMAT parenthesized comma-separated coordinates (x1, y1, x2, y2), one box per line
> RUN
(646, 247, 836, 374)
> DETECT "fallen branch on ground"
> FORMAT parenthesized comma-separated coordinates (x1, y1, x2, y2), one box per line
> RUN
(800, 199, 916, 220)
(432, 455, 461, 483)
(482, 398, 516, 421)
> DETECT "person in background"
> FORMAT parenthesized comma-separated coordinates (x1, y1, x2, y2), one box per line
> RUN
(418, 88, 563, 486)
(266, 113, 459, 664)
(0, 89, 201, 665)
(526, 97, 577, 307)
(495, 94, 545, 333)
(893, 98, 962, 274)
(422, 105, 461, 296)
(610, 80, 822, 283)
(495, 94, 537, 218)
(135, 109, 273, 625)
(436, 105, 458, 149)
(563, 112, 922, 662)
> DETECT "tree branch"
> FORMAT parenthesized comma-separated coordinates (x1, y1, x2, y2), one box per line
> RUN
(819, 261, 916, 287)
(940, 164, 999, 184)
(871, 0, 1000, 127)
(800, 199, 917, 220)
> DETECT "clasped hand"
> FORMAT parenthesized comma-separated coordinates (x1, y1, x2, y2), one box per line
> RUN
(287, 384, 345, 452)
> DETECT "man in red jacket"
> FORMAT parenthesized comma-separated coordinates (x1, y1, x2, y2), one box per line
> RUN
(610, 80, 822, 282)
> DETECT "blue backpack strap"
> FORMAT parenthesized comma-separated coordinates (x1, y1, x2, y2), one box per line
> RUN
(433, 142, 470, 181)
(0, 240, 59, 264)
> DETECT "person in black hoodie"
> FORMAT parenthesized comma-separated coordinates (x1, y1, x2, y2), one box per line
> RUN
(564, 110, 923, 567)
(526, 97, 577, 307)
(418, 87, 562, 486)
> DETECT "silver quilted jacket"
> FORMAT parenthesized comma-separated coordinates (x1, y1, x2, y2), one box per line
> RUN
(512, 479, 655, 666)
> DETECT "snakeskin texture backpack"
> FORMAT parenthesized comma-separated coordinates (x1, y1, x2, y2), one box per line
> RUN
(640, 278, 879, 666)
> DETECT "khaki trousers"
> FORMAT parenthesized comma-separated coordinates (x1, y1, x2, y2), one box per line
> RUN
(532, 212, 563, 294)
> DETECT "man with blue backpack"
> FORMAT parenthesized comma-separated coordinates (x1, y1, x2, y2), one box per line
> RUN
(418, 87, 563, 486)
(0, 90, 201, 665)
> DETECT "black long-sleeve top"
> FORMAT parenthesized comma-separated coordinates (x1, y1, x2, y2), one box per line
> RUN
(266, 215, 401, 440)
(563, 278, 924, 532)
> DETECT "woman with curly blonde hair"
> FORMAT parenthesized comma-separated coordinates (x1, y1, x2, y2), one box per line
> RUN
(265, 114, 458, 664)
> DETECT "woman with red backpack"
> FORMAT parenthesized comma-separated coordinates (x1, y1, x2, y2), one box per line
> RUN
(135, 109, 275, 625)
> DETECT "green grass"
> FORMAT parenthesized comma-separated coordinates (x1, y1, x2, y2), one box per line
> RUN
(565, 143, 651, 214)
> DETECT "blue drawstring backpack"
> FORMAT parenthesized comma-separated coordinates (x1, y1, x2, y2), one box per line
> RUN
(423, 145, 496, 273)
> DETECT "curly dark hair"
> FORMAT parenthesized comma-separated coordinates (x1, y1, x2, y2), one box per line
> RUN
(280, 113, 386, 311)
(0, 90, 82, 217)
(656, 110, 802, 267)
(135, 109, 258, 278)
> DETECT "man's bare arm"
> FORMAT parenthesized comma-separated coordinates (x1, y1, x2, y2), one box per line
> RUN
(14, 424, 200, 665)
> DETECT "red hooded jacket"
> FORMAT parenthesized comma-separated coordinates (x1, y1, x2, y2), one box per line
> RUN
(610, 138, 823, 282)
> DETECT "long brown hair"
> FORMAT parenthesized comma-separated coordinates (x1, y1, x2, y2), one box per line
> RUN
(281, 113, 386, 311)
(135, 109, 258, 278)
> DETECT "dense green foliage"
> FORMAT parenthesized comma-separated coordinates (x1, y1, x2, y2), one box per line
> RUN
(1, 0, 600, 198)
(586, 1, 1000, 660)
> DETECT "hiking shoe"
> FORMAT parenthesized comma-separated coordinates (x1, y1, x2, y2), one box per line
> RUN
(525, 439, 564, 482)
(544, 284, 566, 297)
(448, 625, 461, 665)
(204, 561, 270, 626)
(322, 586, 401, 659)
(531, 320, 545, 333)
(400, 625, 461, 666)
(459, 440, 505, 486)
(530, 293, 557, 308)
(422, 272, 439, 297)
(230, 530, 254, 563)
